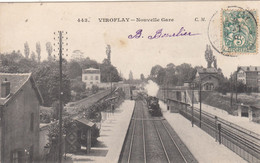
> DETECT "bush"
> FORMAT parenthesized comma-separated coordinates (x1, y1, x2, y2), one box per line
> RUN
(40, 107, 53, 123)
(91, 85, 99, 94)
(236, 81, 247, 93)
(216, 81, 230, 95)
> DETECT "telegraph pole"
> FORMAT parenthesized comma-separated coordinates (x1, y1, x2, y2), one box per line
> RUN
(58, 31, 63, 163)
(54, 31, 68, 163)
(191, 83, 194, 127)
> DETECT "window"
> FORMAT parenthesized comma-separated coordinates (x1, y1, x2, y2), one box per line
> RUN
(11, 150, 23, 163)
(12, 151, 19, 163)
(90, 76, 93, 80)
(30, 113, 34, 131)
(95, 76, 99, 80)
(85, 76, 88, 80)
(29, 146, 33, 163)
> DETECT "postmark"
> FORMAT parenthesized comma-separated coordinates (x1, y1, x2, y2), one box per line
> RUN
(221, 9, 258, 55)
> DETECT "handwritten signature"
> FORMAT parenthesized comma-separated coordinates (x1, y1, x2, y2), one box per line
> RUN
(128, 27, 200, 39)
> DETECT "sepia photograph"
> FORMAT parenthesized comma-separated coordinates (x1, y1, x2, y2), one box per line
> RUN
(0, 1, 259, 163)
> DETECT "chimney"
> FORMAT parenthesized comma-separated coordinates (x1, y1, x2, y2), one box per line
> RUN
(1, 78, 10, 98)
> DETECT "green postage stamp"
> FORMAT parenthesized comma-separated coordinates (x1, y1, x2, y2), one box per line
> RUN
(221, 9, 258, 55)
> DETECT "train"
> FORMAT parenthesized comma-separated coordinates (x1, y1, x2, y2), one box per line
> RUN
(146, 96, 162, 116)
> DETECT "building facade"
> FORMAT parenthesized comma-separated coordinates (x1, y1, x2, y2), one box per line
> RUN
(0, 73, 43, 163)
(237, 66, 260, 91)
(195, 67, 221, 91)
(82, 68, 101, 89)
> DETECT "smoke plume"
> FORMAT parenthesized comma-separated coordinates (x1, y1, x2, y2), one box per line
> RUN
(144, 80, 159, 97)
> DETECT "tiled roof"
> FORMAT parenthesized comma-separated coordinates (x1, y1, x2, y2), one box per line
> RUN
(0, 73, 31, 105)
(84, 68, 100, 70)
(238, 66, 260, 72)
(0, 73, 43, 105)
(197, 67, 218, 74)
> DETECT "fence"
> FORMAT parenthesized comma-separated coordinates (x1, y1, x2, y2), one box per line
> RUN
(177, 103, 260, 163)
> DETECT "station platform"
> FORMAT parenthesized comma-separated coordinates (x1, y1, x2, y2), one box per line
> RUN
(64, 100, 135, 163)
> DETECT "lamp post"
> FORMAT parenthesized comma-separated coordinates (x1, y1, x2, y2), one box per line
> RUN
(199, 81, 202, 128)
(230, 73, 233, 110)
(235, 68, 238, 106)
(191, 82, 195, 127)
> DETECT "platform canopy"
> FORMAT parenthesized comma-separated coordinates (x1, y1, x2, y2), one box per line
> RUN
(76, 118, 95, 128)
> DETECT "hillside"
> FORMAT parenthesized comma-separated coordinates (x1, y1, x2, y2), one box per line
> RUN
(201, 91, 260, 114)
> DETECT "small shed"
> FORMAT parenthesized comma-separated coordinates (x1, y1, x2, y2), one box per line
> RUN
(65, 118, 95, 154)
(237, 105, 260, 122)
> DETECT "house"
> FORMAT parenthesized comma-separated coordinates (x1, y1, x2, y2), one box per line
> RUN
(237, 66, 260, 91)
(82, 68, 101, 89)
(0, 73, 43, 163)
(195, 67, 221, 90)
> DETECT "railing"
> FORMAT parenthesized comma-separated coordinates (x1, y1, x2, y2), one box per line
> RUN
(177, 103, 260, 163)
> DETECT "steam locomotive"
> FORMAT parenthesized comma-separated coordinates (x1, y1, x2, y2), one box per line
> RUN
(146, 96, 162, 116)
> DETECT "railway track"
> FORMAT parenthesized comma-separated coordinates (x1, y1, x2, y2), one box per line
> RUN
(152, 119, 188, 163)
(179, 106, 260, 162)
(119, 100, 197, 163)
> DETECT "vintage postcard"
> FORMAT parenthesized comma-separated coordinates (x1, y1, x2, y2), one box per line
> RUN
(0, 1, 260, 163)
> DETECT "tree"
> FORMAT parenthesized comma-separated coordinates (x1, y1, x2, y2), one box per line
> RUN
(236, 81, 247, 93)
(150, 65, 163, 78)
(24, 42, 30, 59)
(70, 78, 86, 93)
(31, 51, 36, 62)
(216, 78, 230, 95)
(175, 63, 196, 85)
(156, 68, 166, 85)
(165, 63, 177, 86)
(67, 60, 82, 79)
(46, 42, 53, 61)
(80, 57, 99, 69)
(205, 45, 216, 68)
(140, 73, 145, 81)
(166, 63, 175, 70)
(106, 45, 111, 64)
(100, 62, 122, 82)
(0, 52, 37, 73)
(129, 71, 133, 80)
(33, 63, 71, 106)
(36, 42, 41, 62)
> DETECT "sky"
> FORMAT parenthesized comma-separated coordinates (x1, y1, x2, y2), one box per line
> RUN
(0, 2, 259, 79)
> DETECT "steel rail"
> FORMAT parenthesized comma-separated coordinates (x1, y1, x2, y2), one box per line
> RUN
(152, 120, 171, 163)
(187, 106, 260, 145)
(185, 108, 260, 149)
(141, 102, 147, 163)
(193, 106, 260, 139)
(192, 108, 260, 148)
(161, 120, 188, 163)
(181, 109, 260, 155)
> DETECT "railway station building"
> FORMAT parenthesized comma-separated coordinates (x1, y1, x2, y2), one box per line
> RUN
(195, 67, 221, 91)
